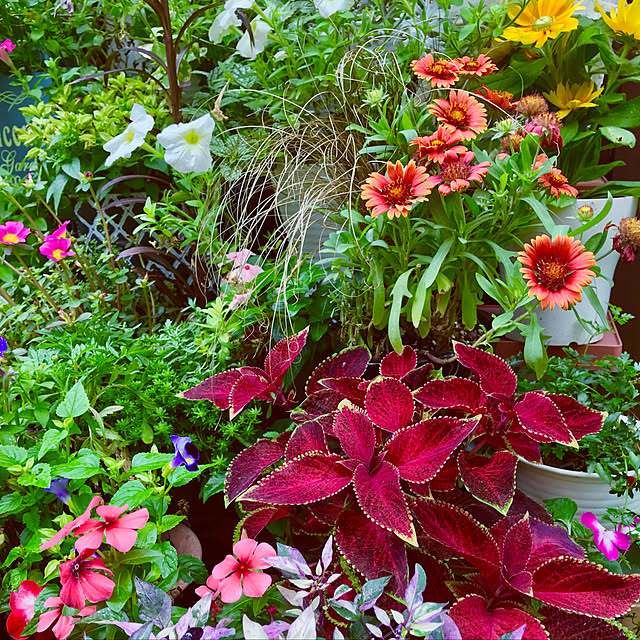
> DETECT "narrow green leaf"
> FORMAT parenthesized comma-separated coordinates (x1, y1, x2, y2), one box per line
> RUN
(388, 270, 413, 354)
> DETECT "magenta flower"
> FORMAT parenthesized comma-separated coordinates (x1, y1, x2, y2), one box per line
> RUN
(0, 39, 15, 53)
(7, 580, 42, 640)
(37, 596, 95, 640)
(59, 548, 115, 609)
(73, 504, 149, 553)
(0, 221, 31, 245)
(211, 538, 276, 603)
(40, 237, 76, 262)
(580, 512, 631, 561)
(45, 220, 70, 241)
(40, 496, 102, 550)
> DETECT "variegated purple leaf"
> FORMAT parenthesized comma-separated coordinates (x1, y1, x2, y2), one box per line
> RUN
(366, 378, 415, 432)
(285, 420, 329, 461)
(333, 403, 375, 466)
(306, 346, 370, 395)
(380, 346, 417, 379)
(545, 393, 605, 440)
(454, 343, 517, 398)
(264, 327, 309, 387)
(415, 378, 487, 414)
(514, 393, 577, 446)
(458, 451, 517, 514)
(225, 435, 289, 504)
(353, 461, 417, 545)
(385, 417, 475, 483)
(335, 509, 408, 595)
(242, 453, 353, 505)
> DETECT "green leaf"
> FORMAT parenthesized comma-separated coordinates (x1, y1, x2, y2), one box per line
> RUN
(17, 463, 51, 489)
(523, 196, 557, 236)
(108, 567, 133, 612)
(569, 195, 612, 237)
(111, 480, 155, 508)
(158, 514, 185, 534)
(52, 451, 102, 479)
(201, 474, 225, 502)
(0, 493, 25, 516)
(38, 429, 68, 460)
(523, 313, 548, 379)
(120, 548, 166, 566)
(46, 173, 68, 211)
(131, 452, 172, 472)
(600, 126, 636, 147)
(177, 554, 208, 585)
(371, 258, 387, 329)
(56, 381, 90, 418)
(0, 445, 28, 467)
(388, 270, 413, 354)
(583, 285, 609, 326)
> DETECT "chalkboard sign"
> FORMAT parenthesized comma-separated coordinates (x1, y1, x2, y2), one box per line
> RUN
(0, 72, 40, 178)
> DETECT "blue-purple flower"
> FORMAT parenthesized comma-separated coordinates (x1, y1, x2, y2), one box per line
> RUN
(44, 479, 70, 504)
(170, 436, 200, 472)
(0, 336, 7, 358)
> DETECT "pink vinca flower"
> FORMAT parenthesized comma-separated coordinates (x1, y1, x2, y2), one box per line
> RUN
(224, 248, 255, 267)
(73, 503, 149, 553)
(239, 262, 264, 283)
(0, 221, 31, 245)
(37, 596, 95, 640)
(59, 548, 115, 609)
(211, 538, 276, 603)
(41, 496, 102, 550)
(7, 580, 42, 640)
(40, 237, 76, 262)
(581, 511, 632, 561)
(45, 220, 71, 241)
(229, 292, 251, 310)
(195, 572, 223, 599)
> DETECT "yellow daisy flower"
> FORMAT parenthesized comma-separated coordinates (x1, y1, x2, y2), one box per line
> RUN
(543, 81, 604, 118)
(596, 0, 640, 41)
(501, 0, 584, 48)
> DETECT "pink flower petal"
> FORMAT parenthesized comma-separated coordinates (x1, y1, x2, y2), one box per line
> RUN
(59, 578, 85, 610)
(80, 571, 115, 604)
(95, 504, 129, 520)
(219, 573, 243, 603)
(52, 615, 76, 640)
(242, 570, 272, 598)
(74, 528, 105, 553)
(233, 538, 258, 562)
(249, 542, 277, 569)
(104, 526, 138, 552)
(37, 609, 61, 633)
(40, 496, 102, 550)
(195, 585, 211, 598)
(115, 508, 149, 530)
(211, 555, 240, 580)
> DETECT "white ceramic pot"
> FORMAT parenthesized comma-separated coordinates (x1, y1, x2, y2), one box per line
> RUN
(517, 458, 640, 519)
(533, 195, 638, 346)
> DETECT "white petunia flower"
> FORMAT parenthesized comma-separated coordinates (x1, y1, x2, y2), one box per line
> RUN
(209, 0, 254, 44)
(103, 103, 154, 167)
(313, 0, 354, 18)
(236, 18, 271, 59)
(156, 114, 215, 174)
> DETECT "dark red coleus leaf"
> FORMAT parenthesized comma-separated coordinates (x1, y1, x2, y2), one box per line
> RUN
(264, 326, 309, 387)
(415, 377, 487, 414)
(454, 343, 517, 398)
(545, 393, 604, 440)
(285, 420, 329, 461)
(182, 367, 260, 408)
(458, 450, 517, 514)
(292, 389, 345, 423)
(539, 606, 628, 640)
(527, 519, 585, 569)
(449, 595, 549, 640)
(365, 378, 415, 432)
(385, 417, 475, 483)
(505, 431, 542, 463)
(532, 557, 640, 618)
(514, 393, 577, 446)
(401, 362, 435, 389)
(319, 377, 366, 407)
(238, 505, 290, 538)
(500, 514, 533, 595)
(229, 372, 272, 418)
(305, 346, 370, 395)
(225, 434, 289, 505)
(379, 346, 417, 379)
(353, 461, 417, 545)
(333, 403, 375, 466)
(242, 453, 353, 505)
(334, 509, 408, 595)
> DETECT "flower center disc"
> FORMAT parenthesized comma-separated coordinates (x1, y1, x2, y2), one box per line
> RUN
(52, 249, 63, 260)
(185, 131, 200, 144)
(536, 257, 570, 291)
(126, 129, 135, 143)
(383, 180, 411, 203)
(441, 160, 471, 182)
(532, 15, 554, 31)
(447, 107, 467, 125)
(430, 62, 451, 76)
(2, 233, 19, 243)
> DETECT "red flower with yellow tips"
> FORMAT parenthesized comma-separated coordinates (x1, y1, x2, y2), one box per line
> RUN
(455, 54, 498, 76)
(410, 127, 467, 164)
(538, 169, 578, 198)
(411, 54, 460, 88)
(428, 90, 487, 140)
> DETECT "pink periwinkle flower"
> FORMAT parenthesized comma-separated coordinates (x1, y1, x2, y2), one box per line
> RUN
(0, 39, 16, 53)
(580, 511, 631, 561)
(224, 248, 255, 267)
(211, 538, 276, 603)
(40, 496, 102, 550)
(0, 221, 31, 245)
(40, 237, 76, 262)
(37, 596, 95, 640)
(239, 262, 264, 283)
(7, 580, 42, 640)
(59, 548, 115, 609)
(195, 572, 223, 599)
(229, 292, 251, 310)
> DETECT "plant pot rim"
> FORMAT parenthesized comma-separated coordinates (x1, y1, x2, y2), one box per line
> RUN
(517, 456, 602, 480)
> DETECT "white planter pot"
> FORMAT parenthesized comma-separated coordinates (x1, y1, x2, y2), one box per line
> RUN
(534, 195, 637, 346)
(516, 458, 640, 519)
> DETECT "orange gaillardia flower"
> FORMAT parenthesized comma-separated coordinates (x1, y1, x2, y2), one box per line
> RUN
(411, 54, 460, 88)
(455, 54, 498, 76)
(428, 90, 488, 140)
(430, 150, 492, 195)
(612, 217, 640, 263)
(410, 127, 467, 164)
(518, 234, 596, 310)
(479, 86, 514, 111)
(538, 169, 578, 198)
(361, 160, 434, 219)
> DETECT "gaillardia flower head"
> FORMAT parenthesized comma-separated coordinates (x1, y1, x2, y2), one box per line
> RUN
(170, 435, 200, 471)
(596, 0, 640, 41)
(0, 221, 31, 245)
(428, 90, 487, 140)
(518, 234, 596, 310)
(454, 54, 497, 77)
(361, 160, 433, 219)
(514, 93, 548, 117)
(543, 81, 603, 119)
(538, 168, 578, 198)
(611, 217, 640, 263)
(501, 0, 584, 47)
(479, 86, 514, 111)
(157, 113, 215, 174)
(430, 150, 491, 195)
(411, 54, 460, 88)
(411, 127, 467, 164)
(103, 103, 154, 167)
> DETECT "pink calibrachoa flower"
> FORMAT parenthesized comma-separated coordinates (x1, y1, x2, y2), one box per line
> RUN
(40, 237, 76, 262)
(37, 596, 95, 640)
(0, 221, 31, 245)
(0, 39, 16, 53)
(581, 512, 632, 561)
(411, 127, 467, 164)
(40, 496, 102, 550)
(7, 580, 42, 640)
(430, 150, 491, 195)
(45, 221, 70, 241)
(59, 548, 115, 609)
(454, 54, 497, 76)
(361, 160, 434, 219)
(73, 504, 149, 553)
(211, 538, 276, 603)
(411, 54, 460, 88)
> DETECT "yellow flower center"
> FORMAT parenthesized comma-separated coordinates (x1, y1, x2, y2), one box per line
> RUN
(185, 130, 200, 145)
(383, 180, 411, 204)
(430, 61, 452, 76)
(546, 173, 568, 187)
(441, 160, 471, 182)
(532, 15, 555, 31)
(536, 257, 569, 292)
(52, 249, 63, 260)
(447, 106, 468, 125)
(126, 129, 135, 143)
(463, 60, 481, 70)
(620, 218, 640, 247)
(2, 233, 19, 243)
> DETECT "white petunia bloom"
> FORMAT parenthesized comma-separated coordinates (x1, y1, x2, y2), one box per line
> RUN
(209, 0, 254, 44)
(313, 0, 354, 18)
(103, 103, 154, 167)
(157, 114, 215, 174)
(236, 18, 271, 59)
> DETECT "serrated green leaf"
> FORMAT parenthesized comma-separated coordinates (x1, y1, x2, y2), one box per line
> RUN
(56, 381, 90, 418)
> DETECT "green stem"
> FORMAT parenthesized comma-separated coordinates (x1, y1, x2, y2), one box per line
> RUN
(5, 254, 59, 313)
(3, 191, 45, 241)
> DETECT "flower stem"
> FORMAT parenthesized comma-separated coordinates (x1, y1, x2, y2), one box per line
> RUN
(4, 254, 59, 313)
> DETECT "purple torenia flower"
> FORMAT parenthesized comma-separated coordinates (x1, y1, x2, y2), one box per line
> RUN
(580, 511, 631, 561)
(0, 336, 7, 358)
(45, 479, 70, 504)
(170, 436, 200, 471)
